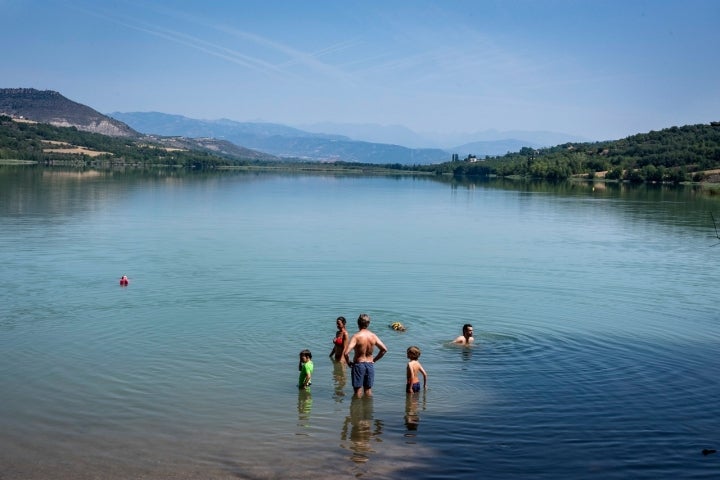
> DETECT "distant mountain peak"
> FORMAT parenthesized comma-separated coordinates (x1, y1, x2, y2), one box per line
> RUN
(0, 88, 137, 137)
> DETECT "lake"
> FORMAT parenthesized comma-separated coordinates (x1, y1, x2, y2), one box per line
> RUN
(1, 166, 719, 479)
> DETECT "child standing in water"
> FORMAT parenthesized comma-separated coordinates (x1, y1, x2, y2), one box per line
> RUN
(298, 349, 313, 390)
(406, 346, 428, 393)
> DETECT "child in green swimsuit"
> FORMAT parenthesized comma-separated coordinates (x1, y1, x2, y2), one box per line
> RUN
(298, 349, 313, 389)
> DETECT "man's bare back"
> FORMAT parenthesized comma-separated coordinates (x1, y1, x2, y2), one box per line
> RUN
(346, 329, 387, 363)
(343, 314, 388, 397)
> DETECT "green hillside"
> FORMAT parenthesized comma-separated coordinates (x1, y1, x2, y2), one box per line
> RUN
(0, 115, 246, 168)
(425, 123, 720, 183)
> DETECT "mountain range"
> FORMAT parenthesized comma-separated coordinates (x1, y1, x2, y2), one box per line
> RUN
(1, 87, 585, 165)
(296, 121, 589, 151)
(111, 112, 587, 164)
(0, 88, 277, 162)
(108, 112, 451, 165)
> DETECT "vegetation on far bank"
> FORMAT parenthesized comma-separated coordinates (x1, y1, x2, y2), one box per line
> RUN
(0, 115, 246, 168)
(3, 114, 720, 184)
(416, 123, 720, 184)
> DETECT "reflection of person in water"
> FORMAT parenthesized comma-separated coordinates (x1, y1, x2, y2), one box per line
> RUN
(332, 359, 347, 402)
(341, 396, 384, 464)
(297, 388, 313, 428)
(404, 391, 423, 434)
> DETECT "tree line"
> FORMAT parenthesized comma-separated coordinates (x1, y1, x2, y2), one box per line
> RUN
(415, 123, 720, 183)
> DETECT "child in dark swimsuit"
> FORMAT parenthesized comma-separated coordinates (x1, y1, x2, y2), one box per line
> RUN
(406, 346, 428, 393)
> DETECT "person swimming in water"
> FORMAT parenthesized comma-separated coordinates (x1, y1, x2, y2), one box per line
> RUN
(453, 324, 474, 345)
(329, 316, 348, 363)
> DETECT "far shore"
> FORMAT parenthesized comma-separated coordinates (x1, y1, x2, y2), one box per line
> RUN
(2, 160, 720, 186)
(217, 164, 432, 175)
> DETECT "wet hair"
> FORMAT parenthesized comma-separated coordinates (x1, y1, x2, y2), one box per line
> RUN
(463, 323, 473, 334)
(298, 349, 312, 371)
(357, 313, 371, 329)
(407, 346, 421, 360)
(336, 316, 346, 326)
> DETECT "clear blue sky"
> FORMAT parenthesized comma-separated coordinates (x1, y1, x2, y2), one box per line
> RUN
(2, 0, 719, 141)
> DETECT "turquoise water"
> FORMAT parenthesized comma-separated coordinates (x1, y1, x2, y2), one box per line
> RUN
(1, 167, 720, 479)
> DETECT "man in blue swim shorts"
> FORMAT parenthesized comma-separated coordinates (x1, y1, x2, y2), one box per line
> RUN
(343, 313, 388, 398)
(352, 360, 375, 392)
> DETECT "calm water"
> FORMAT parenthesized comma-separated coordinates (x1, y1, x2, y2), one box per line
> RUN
(1, 167, 720, 479)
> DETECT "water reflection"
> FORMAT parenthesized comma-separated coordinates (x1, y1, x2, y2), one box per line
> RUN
(0, 166, 280, 218)
(332, 360, 347, 402)
(404, 390, 426, 439)
(341, 396, 383, 464)
(3, 166, 718, 234)
(296, 389, 312, 430)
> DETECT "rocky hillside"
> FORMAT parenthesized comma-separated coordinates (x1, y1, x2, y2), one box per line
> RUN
(0, 88, 137, 137)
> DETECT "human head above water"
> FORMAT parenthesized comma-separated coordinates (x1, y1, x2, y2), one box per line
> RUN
(357, 313, 371, 329)
(336, 316, 346, 326)
(406, 346, 421, 360)
(463, 324, 473, 336)
(299, 349, 312, 360)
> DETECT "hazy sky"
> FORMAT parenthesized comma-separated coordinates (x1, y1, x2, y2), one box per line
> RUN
(3, 0, 719, 141)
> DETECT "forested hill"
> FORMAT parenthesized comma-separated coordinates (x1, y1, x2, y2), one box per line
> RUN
(0, 115, 278, 167)
(427, 123, 720, 183)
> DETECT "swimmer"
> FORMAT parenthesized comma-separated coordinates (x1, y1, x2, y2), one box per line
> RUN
(453, 324, 474, 345)
(119, 275, 129, 286)
(389, 321, 406, 332)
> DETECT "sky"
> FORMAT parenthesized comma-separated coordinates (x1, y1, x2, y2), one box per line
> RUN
(2, 0, 719, 142)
